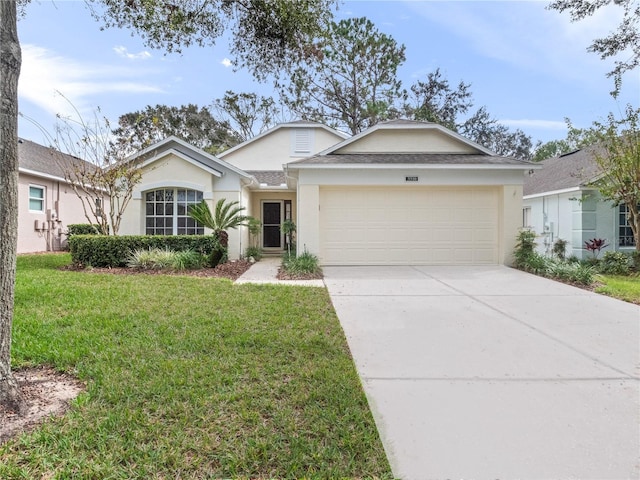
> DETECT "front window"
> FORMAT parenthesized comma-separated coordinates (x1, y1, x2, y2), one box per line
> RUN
(145, 188, 204, 235)
(619, 204, 636, 247)
(29, 185, 45, 212)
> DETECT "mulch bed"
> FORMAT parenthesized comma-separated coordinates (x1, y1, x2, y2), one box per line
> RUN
(276, 267, 324, 281)
(62, 260, 253, 281)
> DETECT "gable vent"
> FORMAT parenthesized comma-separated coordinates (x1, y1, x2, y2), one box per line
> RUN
(291, 128, 314, 156)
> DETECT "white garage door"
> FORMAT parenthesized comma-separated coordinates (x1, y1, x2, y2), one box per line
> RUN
(319, 186, 500, 265)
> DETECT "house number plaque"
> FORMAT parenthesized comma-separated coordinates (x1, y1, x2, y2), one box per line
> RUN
(405, 176, 419, 182)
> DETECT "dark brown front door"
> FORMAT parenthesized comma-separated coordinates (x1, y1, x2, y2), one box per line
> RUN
(262, 202, 282, 248)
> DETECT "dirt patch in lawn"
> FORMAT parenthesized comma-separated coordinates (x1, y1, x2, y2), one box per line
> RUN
(0, 366, 84, 446)
(63, 260, 253, 281)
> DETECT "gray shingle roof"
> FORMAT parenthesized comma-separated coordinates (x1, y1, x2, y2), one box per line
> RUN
(246, 170, 287, 186)
(18, 138, 95, 179)
(523, 147, 602, 196)
(289, 153, 532, 166)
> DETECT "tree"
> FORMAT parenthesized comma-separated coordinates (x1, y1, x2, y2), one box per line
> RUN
(0, 0, 23, 412)
(1, 0, 336, 410)
(588, 105, 640, 250)
(52, 107, 142, 236)
(212, 91, 282, 143)
(402, 70, 535, 160)
(547, 0, 640, 95)
(279, 17, 406, 135)
(404, 68, 473, 130)
(112, 104, 241, 155)
(531, 118, 603, 161)
(188, 199, 248, 266)
(459, 107, 535, 161)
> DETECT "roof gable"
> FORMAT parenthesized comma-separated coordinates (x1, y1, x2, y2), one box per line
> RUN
(320, 121, 493, 156)
(129, 136, 252, 179)
(217, 121, 349, 159)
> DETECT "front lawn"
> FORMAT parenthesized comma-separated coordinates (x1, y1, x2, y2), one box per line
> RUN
(596, 274, 640, 304)
(1, 254, 391, 478)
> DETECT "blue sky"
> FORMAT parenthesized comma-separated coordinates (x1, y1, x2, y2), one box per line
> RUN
(17, 0, 640, 147)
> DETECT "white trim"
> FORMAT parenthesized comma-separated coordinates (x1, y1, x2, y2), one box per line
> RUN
(218, 122, 349, 158)
(316, 122, 495, 156)
(287, 163, 537, 171)
(20, 167, 67, 183)
(523, 186, 587, 200)
(28, 184, 46, 213)
(133, 180, 208, 200)
(140, 148, 223, 177)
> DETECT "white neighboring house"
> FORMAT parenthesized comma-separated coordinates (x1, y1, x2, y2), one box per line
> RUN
(120, 120, 537, 265)
(17, 138, 100, 253)
(522, 146, 633, 259)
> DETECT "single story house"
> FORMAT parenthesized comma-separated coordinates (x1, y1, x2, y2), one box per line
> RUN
(17, 138, 98, 253)
(119, 120, 537, 265)
(523, 146, 633, 259)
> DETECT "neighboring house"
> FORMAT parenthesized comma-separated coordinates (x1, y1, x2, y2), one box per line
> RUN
(17, 138, 98, 253)
(523, 146, 631, 259)
(120, 119, 536, 265)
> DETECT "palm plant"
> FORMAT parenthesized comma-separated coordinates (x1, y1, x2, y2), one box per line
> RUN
(189, 199, 248, 265)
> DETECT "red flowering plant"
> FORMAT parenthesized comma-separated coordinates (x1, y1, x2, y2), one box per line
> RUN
(584, 238, 610, 259)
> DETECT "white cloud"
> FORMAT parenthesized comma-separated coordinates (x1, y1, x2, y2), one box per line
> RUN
(405, 1, 627, 84)
(113, 45, 152, 60)
(19, 44, 164, 119)
(221, 58, 233, 68)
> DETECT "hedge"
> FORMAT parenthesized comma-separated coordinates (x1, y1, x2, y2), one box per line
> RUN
(68, 235, 219, 267)
(67, 224, 105, 235)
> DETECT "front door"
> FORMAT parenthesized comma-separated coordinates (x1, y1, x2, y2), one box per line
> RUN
(262, 201, 282, 248)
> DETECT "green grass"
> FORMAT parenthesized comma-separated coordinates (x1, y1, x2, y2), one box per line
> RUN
(1, 254, 391, 479)
(596, 274, 640, 304)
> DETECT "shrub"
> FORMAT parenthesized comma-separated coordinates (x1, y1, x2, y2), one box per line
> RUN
(282, 250, 321, 276)
(631, 251, 640, 272)
(244, 246, 262, 260)
(552, 238, 568, 260)
(69, 235, 219, 268)
(67, 224, 104, 235)
(599, 251, 630, 275)
(514, 229, 537, 269)
(128, 248, 176, 270)
(173, 249, 206, 270)
(546, 261, 595, 285)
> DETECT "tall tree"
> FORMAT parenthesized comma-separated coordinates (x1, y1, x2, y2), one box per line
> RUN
(112, 104, 241, 155)
(403, 70, 536, 161)
(404, 68, 473, 130)
(460, 107, 536, 161)
(547, 0, 640, 95)
(1, 0, 335, 411)
(531, 119, 601, 161)
(0, 0, 23, 412)
(279, 17, 406, 135)
(212, 91, 282, 143)
(589, 105, 640, 250)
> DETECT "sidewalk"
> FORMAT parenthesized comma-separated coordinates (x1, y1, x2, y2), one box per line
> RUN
(234, 257, 325, 287)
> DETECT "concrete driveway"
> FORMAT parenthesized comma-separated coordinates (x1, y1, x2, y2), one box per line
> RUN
(324, 265, 640, 480)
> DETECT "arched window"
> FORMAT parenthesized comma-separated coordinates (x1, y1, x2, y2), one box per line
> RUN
(145, 188, 204, 235)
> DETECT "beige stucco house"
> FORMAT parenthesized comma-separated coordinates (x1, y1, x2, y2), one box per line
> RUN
(120, 120, 536, 265)
(17, 138, 97, 253)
